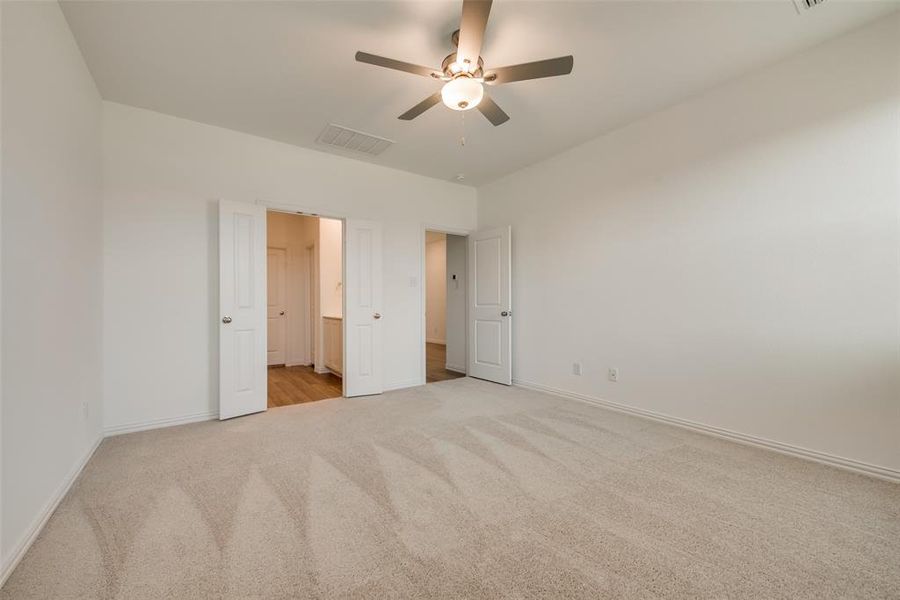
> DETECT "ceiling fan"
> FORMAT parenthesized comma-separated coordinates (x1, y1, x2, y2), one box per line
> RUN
(355, 0, 574, 126)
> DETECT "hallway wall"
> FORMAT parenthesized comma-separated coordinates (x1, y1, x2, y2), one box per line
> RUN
(444, 234, 467, 373)
(425, 234, 447, 345)
(266, 211, 317, 367)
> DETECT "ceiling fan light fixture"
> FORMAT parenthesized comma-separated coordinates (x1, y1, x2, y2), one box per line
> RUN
(355, 0, 573, 126)
(441, 76, 483, 111)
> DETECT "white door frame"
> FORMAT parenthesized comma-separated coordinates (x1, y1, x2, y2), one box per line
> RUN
(305, 243, 316, 366)
(419, 223, 473, 385)
(261, 202, 346, 398)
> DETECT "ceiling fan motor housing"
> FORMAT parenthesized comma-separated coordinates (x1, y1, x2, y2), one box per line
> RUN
(441, 52, 484, 79)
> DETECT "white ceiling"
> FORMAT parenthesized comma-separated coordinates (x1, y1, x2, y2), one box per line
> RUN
(61, 0, 898, 186)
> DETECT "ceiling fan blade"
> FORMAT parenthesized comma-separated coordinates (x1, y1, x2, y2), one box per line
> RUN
(398, 93, 443, 120)
(477, 95, 509, 126)
(355, 51, 440, 78)
(485, 55, 574, 85)
(457, 0, 492, 69)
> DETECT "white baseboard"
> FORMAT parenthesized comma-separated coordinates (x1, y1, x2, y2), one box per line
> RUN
(104, 410, 218, 436)
(384, 378, 422, 392)
(0, 434, 103, 588)
(426, 338, 446, 345)
(445, 363, 467, 374)
(514, 379, 900, 483)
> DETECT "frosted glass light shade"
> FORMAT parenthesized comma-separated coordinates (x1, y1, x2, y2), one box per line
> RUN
(441, 77, 483, 111)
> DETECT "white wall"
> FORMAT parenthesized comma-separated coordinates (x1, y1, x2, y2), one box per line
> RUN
(102, 102, 476, 430)
(445, 234, 467, 372)
(316, 217, 342, 372)
(478, 14, 900, 472)
(1, 0, 103, 572)
(318, 218, 343, 319)
(0, 0, 5, 563)
(425, 236, 447, 345)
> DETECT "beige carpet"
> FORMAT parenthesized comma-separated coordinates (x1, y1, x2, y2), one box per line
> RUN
(3, 378, 898, 599)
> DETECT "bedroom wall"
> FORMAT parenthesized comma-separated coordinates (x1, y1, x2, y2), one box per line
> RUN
(102, 102, 476, 432)
(1, 0, 103, 575)
(477, 14, 900, 473)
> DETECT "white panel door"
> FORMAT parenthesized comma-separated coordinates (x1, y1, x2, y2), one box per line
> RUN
(344, 219, 383, 397)
(267, 247, 287, 366)
(468, 226, 512, 385)
(219, 200, 267, 420)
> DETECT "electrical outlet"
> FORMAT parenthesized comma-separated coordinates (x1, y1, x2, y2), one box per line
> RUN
(82, 401, 90, 418)
(572, 362, 582, 376)
(608, 368, 619, 382)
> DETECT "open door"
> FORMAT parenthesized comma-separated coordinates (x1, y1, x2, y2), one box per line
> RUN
(344, 219, 383, 397)
(468, 226, 512, 385)
(219, 200, 267, 419)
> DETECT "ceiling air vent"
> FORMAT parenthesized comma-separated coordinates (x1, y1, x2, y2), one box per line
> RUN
(792, 0, 826, 12)
(316, 124, 394, 156)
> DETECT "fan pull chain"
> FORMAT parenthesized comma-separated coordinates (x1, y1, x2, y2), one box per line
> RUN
(460, 111, 466, 147)
(456, 112, 467, 182)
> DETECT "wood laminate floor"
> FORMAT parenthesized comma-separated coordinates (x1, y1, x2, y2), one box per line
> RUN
(268, 365, 342, 407)
(426, 342, 465, 383)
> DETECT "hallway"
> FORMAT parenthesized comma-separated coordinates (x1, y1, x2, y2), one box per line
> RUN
(268, 366, 342, 407)
(426, 342, 466, 383)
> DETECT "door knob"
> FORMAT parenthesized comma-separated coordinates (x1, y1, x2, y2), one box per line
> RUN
(222, 316, 232, 324)
(279, 311, 285, 316)
(501, 310, 511, 317)
(373, 312, 382, 320)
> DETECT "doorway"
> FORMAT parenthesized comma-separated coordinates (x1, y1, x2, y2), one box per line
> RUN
(219, 202, 385, 419)
(424, 230, 468, 383)
(266, 210, 344, 407)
